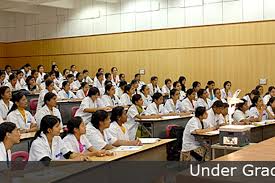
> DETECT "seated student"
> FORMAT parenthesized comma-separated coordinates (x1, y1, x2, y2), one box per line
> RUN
(0, 122, 21, 162)
(101, 84, 122, 108)
(120, 84, 135, 106)
(7, 92, 37, 133)
(31, 69, 40, 84)
(206, 81, 215, 100)
(59, 69, 70, 87)
(0, 71, 6, 87)
(36, 65, 46, 85)
(204, 100, 225, 128)
(145, 92, 171, 116)
(243, 89, 260, 107)
(134, 73, 145, 91)
(21, 63, 32, 78)
(0, 86, 13, 121)
(71, 72, 83, 91)
(35, 92, 63, 129)
(83, 70, 93, 85)
(111, 67, 120, 85)
(161, 79, 172, 97)
(263, 86, 275, 105)
(196, 89, 212, 110)
(76, 82, 90, 99)
(178, 76, 187, 93)
(192, 81, 201, 100)
(16, 70, 27, 90)
(181, 107, 217, 161)
(5, 74, 21, 92)
(105, 73, 112, 85)
(65, 74, 77, 91)
(64, 117, 109, 157)
(106, 106, 142, 146)
(26, 76, 41, 94)
(148, 76, 162, 96)
(49, 71, 61, 92)
(93, 72, 105, 96)
(4, 65, 12, 83)
(177, 89, 197, 113)
(70, 65, 78, 78)
(267, 97, 275, 119)
(40, 74, 50, 90)
(139, 85, 152, 107)
(233, 99, 256, 124)
(173, 81, 185, 101)
(249, 95, 270, 121)
(221, 102, 229, 124)
(119, 73, 126, 82)
(58, 81, 78, 100)
(85, 110, 113, 150)
(75, 87, 110, 125)
(116, 80, 127, 99)
(37, 80, 58, 112)
(126, 94, 160, 140)
(221, 81, 233, 100)
(211, 88, 227, 105)
(255, 85, 264, 97)
(51, 64, 63, 82)
(130, 79, 139, 94)
(29, 115, 86, 161)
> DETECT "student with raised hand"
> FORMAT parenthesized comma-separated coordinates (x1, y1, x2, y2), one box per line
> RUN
(233, 99, 256, 124)
(126, 94, 160, 140)
(221, 81, 233, 100)
(111, 67, 120, 85)
(120, 84, 135, 106)
(134, 73, 145, 91)
(178, 89, 197, 113)
(148, 76, 162, 96)
(266, 97, 275, 119)
(37, 64, 46, 85)
(161, 78, 172, 97)
(21, 63, 32, 78)
(29, 115, 86, 161)
(139, 85, 152, 107)
(35, 92, 63, 129)
(243, 89, 260, 107)
(204, 100, 225, 128)
(0, 86, 13, 121)
(173, 81, 186, 101)
(106, 106, 142, 146)
(206, 81, 215, 100)
(101, 84, 122, 108)
(116, 80, 127, 99)
(93, 72, 105, 96)
(70, 65, 78, 78)
(0, 122, 21, 162)
(263, 86, 275, 105)
(5, 74, 21, 92)
(75, 87, 111, 125)
(58, 81, 78, 100)
(83, 70, 93, 86)
(211, 88, 227, 105)
(178, 76, 186, 93)
(249, 95, 269, 121)
(181, 107, 216, 161)
(145, 92, 172, 116)
(37, 80, 58, 112)
(26, 76, 41, 94)
(76, 82, 90, 99)
(7, 92, 37, 133)
(85, 110, 114, 151)
(196, 89, 212, 110)
(63, 117, 108, 157)
(255, 85, 264, 97)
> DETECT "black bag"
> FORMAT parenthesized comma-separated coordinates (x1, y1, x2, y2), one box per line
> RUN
(166, 126, 184, 161)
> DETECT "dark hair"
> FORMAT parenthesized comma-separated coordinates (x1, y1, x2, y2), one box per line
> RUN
(0, 122, 17, 141)
(186, 88, 195, 97)
(222, 102, 229, 108)
(0, 86, 10, 100)
(83, 70, 89, 74)
(135, 73, 140, 78)
(67, 117, 83, 134)
(105, 84, 114, 95)
(66, 74, 74, 79)
(197, 89, 206, 98)
(97, 68, 103, 73)
(105, 73, 111, 80)
(0, 71, 4, 76)
(76, 72, 81, 79)
(31, 69, 37, 76)
(26, 76, 36, 90)
(131, 79, 138, 85)
(111, 67, 117, 72)
(150, 76, 158, 82)
(249, 89, 260, 98)
(62, 81, 69, 89)
(152, 92, 163, 102)
(91, 110, 109, 129)
(9, 74, 16, 82)
(49, 71, 55, 77)
(43, 74, 50, 81)
(119, 80, 127, 88)
(110, 106, 124, 122)
(8, 92, 25, 115)
(51, 65, 60, 79)
(173, 81, 180, 88)
(195, 107, 206, 118)
(192, 81, 200, 89)
(213, 88, 220, 95)
(88, 87, 100, 97)
(165, 79, 172, 85)
(51, 64, 57, 71)
(223, 81, 231, 88)
(37, 65, 44, 71)
(5, 65, 11, 70)
(251, 95, 261, 108)
(237, 99, 248, 110)
(70, 65, 75, 69)
(267, 97, 275, 107)
(140, 85, 147, 93)
(45, 80, 54, 88)
(255, 85, 263, 91)
(96, 72, 103, 78)
(170, 88, 178, 97)
(104, 80, 112, 86)
(63, 69, 69, 75)
(212, 100, 224, 108)
(34, 115, 60, 139)
(132, 94, 142, 104)
(80, 82, 88, 89)
(44, 92, 57, 105)
(124, 84, 132, 94)
(16, 70, 23, 76)
(119, 73, 125, 80)
(206, 80, 215, 89)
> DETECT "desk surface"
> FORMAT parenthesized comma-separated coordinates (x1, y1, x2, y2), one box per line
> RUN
(214, 137, 275, 161)
(136, 114, 193, 122)
(57, 99, 83, 103)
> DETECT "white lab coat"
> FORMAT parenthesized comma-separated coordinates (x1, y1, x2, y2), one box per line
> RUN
(120, 93, 132, 106)
(93, 79, 105, 96)
(179, 91, 186, 101)
(0, 100, 13, 120)
(220, 88, 232, 100)
(0, 116, 3, 123)
(145, 102, 168, 115)
(36, 89, 58, 112)
(74, 97, 104, 124)
(249, 107, 268, 121)
(161, 85, 172, 96)
(105, 121, 130, 145)
(204, 108, 224, 128)
(84, 76, 93, 85)
(243, 95, 252, 107)
(233, 109, 250, 122)
(7, 109, 36, 130)
(21, 69, 31, 78)
(126, 105, 143, 141)
(85, 123, 110, 150)
(137, 81, 145, 91)
(115, 88, 124, 99)
(263, 94, 271, 105)
(101, 94, 122, 107)
(37, 72, 46, 85)
(29, 132, 70, 161)
(111, 74, 120, 84)
(58, 90, 77, 99)
(147, 83, 162, 96)
(206, 88, 215, 100)
(196, 98, 212, 110)
(267, 106, 275, 117)
(63, 134, 92, 153)
(0, 142, 11, 162)
(5, 82, 21, 92)
(71, 80, 81, 90)
(178, 98, 196, 112)
(34, 105, 63, 129)
(211, 98, 227, 107)
(76, 89, 87, 99)
(182, 117, 203, 152)
(70, 71, 78, 78)
(140, 93, 152, 107)
(164, 99, 181, 113)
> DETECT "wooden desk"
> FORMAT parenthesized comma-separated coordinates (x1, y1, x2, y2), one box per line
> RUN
(57, 99, 82, 125)
(136, 115, 193, 138)
(214, 137, 275, 161)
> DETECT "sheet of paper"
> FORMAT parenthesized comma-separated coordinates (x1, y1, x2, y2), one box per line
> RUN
(114, 146, 143, 152)
(139, 138, 160, 144)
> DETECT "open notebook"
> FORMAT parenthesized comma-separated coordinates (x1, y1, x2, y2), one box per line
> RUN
(114, 146, 143, 152)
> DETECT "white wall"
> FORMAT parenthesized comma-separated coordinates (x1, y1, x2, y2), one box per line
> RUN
(1, 0, 275, 42)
